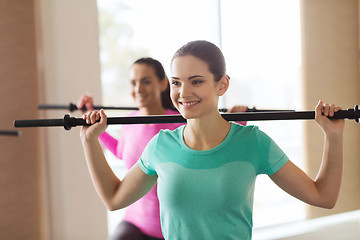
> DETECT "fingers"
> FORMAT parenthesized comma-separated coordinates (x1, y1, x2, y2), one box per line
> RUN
(83, 110, 100, 124)
(80, 109, 108, 139)
(329, 104, 335, 117)
(77, 94, 87, 109)
(82, 111, 92, 124)
(99, 109, 107, 124)
(323, 103, 330, 116)
(77, 93, 94, 111)
(322, 103, 336, 117)
(315, 100, 345, 135)
(334, 106, 341, 112)
(227, 105, 248, 113)
(82, 109, 107, 125)
(315, 100, 342, 118)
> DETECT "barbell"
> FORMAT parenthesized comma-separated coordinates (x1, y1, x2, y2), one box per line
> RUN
(14, 105, 359, 131)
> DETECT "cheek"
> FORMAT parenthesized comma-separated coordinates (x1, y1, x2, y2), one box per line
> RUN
(130, 87, 136, 98)
(149, 84, 162, 96)
(170, 88, 178, 102)
(201, 87, 218, 103)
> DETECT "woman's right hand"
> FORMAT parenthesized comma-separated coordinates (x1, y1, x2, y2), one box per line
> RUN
(80, 109, 108, 142)
(77, 93, 94, 113)
(227, 105, 248, 126)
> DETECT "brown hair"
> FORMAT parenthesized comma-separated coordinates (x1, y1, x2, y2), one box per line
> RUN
(171, 40, 226, 82)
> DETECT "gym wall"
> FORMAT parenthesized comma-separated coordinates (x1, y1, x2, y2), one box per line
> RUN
(35, 0, 107, 239)
(301, 0, 360, 218)
(0, 1, 45, 239)
(0, 0, 107, 239)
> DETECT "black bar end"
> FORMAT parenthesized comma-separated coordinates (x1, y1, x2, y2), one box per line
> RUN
(354, 105, 359, 123)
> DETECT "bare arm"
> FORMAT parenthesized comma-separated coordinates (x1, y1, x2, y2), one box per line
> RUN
(80, 109, 157, 210)
(270, 101, 344, 209)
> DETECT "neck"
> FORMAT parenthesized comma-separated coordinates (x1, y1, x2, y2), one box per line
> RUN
(184, 110, 231, 151)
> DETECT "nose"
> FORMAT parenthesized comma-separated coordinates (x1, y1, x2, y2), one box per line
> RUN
(134, 82, 143, 93)
(179, 83, 192, 99)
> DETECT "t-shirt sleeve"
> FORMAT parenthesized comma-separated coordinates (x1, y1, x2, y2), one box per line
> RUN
(137, 134, 159, 176)
(256, 128, 289, 175)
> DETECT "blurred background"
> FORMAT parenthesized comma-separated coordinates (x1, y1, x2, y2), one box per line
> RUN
(0, 0, 359, 239)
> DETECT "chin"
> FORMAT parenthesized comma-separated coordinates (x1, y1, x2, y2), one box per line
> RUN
(178, 110, 198, 120)
(136, 100, 148, 108)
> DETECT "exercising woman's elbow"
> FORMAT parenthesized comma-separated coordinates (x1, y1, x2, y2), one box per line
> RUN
(104, 201, 122, 211)
(106, 205, 119, 211)
(317, 198, 337, 209)
(322, 200, 337, 209)
(103, 198, 129, 211)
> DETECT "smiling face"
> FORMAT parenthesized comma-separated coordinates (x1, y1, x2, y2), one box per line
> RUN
(170, 55, 229, 119)
(129, 63, 166, 108)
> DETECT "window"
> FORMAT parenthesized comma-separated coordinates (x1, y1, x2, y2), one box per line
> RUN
(220, 0, 304, 227)
(97, 0, 303, 234)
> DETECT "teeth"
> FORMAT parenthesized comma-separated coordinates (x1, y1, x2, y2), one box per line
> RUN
(182, 102, 198, 106)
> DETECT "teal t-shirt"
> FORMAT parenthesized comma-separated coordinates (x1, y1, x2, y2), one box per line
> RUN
(138, 123, 288, 240)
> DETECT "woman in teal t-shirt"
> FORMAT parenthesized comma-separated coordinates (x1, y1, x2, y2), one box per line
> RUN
(80, 40, 344, 240)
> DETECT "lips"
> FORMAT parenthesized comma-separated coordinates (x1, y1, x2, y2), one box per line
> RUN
(179, 101, 200, 107)
(135, 94, 147, 101)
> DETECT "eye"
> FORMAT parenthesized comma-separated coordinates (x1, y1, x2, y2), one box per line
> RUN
(141, 78, 152, 85)
(192, 79, 204, 85)
(130, 80, 136, 86)
(171, 80, 181, 87)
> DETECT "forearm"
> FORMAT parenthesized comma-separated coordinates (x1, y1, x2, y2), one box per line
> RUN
(81, 137, 121, 209)
(79, 110, 153, 210)
(314, 133, 344, 208)
(99, 132, 120, 157)
(271, 102, 345, 209)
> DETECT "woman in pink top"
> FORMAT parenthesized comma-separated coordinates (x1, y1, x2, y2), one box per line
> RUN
(78, 57, 247, 240)
(78, 58, 183, 240)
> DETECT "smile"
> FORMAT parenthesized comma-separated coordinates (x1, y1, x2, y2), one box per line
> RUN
(136, 95, 147, 100)
(180, 101, 200, 106)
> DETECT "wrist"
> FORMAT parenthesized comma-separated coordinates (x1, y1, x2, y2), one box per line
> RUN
(325, 131, 343, 142)
(81, 132, 100, 144)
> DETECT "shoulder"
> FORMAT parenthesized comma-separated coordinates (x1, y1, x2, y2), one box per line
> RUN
(229, 123, 273, 145)
(231, 123, 270, 135)
(230, 122, 260, 136)
(158, 125, 184, 139)
(150, 125, 183, 149)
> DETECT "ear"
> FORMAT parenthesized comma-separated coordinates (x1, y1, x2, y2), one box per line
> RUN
(160, 77, 169, 92)
(217, 75, 229, 96)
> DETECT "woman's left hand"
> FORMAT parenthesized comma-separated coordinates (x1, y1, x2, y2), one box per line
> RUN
(315, 100, 345, 137)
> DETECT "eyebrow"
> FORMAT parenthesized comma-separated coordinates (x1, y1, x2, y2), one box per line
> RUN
(171, 75, 205, 80)
(130, 76, 151, 81)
